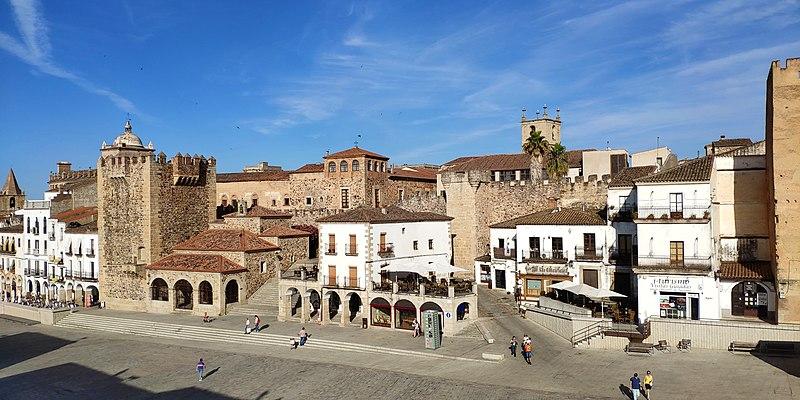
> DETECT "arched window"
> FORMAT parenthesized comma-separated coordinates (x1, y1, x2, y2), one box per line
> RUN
(9, 197, 15, 209)
(340, 160, 348, 172)
(352, 160, 360, 171)
(199, 281, 213, 305)
(328, 162, 336, 173)
(151, 278, 168, 301)
(367, 160, 372, 171)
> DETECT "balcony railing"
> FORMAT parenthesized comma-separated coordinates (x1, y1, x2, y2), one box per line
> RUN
(345, 245, 358, 256)
(492, 247, 516, 260)
(521, 249, 568, 263)
(636, 254, 712, 269)
(325, 247, 336, 255)
(637, 200, 711, 220)
(372, 281, 393, 292)
(609, 208, 635, 222)
(377, 243, 395, 258)
(574, 246, 604, 261)
(322, 276, 363, 289)
(609, 246, 638, 266)
(282, 268, 318, 281)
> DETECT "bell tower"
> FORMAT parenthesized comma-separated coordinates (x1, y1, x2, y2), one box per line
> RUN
(521, 105, 561, 149)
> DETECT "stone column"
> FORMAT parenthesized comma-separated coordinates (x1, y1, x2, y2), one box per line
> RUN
(300, 292, 309, 323)
(340, 295, 348, 326)
(320, 292, 329, 325)
(390, 299, 396, 329)
(420, 283, 426, 296)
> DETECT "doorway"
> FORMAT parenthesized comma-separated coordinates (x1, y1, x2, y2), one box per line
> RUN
(494, 269, 506, 289)
(582, 269, 599, 288)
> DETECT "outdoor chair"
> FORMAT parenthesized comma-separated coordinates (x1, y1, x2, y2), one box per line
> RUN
(655, 340, 671, 353)
(677, 338, 692, 351)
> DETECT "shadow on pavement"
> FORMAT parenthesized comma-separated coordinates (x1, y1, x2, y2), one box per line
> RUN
(0, 363, 235, 399)
(0, 332, 77, 370)
(751, 341, 800, 378)
(618, 384, 633, 399)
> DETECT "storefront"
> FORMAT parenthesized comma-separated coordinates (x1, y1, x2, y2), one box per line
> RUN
(635, 273, 720, 324)
(370, 298, 391, 327)
(519, 263, 572, 303)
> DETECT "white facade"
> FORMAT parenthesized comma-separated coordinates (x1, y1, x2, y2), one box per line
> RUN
(636, 274, 720, 322)
(0, 228, 22, 301)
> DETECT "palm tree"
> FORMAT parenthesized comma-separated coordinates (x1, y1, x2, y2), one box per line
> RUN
(522, 129, 550, 182)
(546, 143, 569, 182)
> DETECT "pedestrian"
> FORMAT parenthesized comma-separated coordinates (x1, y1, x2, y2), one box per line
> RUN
(411, 319, 420, 338)
(522, 341, 532, 364)
(509, 336, 518, 358)
(196, 358, 205, 382)
(522, 334, 530, 346)
(298, 327, 308, 346)
(290, 337, 298, 349)
(253, 315, 260, 333)
(245, 318, 251, 334)
(203, 312, 210, 323)
(643, 370, 653, 399)
(630, 372, 641, 400)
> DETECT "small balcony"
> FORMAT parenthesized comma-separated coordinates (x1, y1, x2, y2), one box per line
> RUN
(323, 276, 362, 289)
(636, 254, 712, 270)
(324, 246, 337, 256)
(377, 243, 394, 258)
(521, 249, 568, 264)
(492, 247, 516, 260)
(345, 245, 358, 257)
(637, 200, 711, 221)
(609, 246, 638, 266)
(282, 268, 318, 282)
(574, 246, 604, 261)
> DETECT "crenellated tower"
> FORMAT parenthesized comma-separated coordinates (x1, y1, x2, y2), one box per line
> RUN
(520, 105, 561, 149)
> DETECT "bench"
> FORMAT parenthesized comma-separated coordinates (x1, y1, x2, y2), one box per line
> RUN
(759, 342, 796, 357)
(729, 341, 757, 352)
(625, 342, 654, 355)
(677, 338, 692, 351)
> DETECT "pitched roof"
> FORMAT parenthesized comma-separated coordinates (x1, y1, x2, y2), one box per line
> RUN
(442, 156, 478, 167)
(53, 206, 97, 223)
(216, 171, 289, 183)
(1, 169, 23, 195)
(65, 221, 97, 234)
(444, 153, 530, 172)
(292, 163, 324, 174)
(324, 147, 389, 161)
(718, 140, 766, 157)
(634, 155, 714, 184)
(316, 205, 452, 224)
(147, 254, 247, 274)
(223, 205, 292, 219)
(609, 166, 658, 188)
(490, 207, 606, 228)
(0, 224, 23, 233)
(712, 138, 753, 147)
(389, 166, 438, 182)
(260, 226, 312, 238)
(173, 229, 280, 253)
(718, 261, 772, 281)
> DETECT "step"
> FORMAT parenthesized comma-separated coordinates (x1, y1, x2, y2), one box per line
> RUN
(55, 313, 490, 363)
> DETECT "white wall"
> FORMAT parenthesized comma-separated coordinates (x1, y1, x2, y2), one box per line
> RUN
(637, 182, 711, 219)
(318, 222, 369, 289)
(636, 222, 712, 265)
(368, 220, 451, 282)
(636, 274, 719, 323)
(515, 224, 611, 262)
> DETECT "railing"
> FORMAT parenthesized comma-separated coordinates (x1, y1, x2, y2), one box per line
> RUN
(521, 249, 567, 263)
(377, 243, 394, 258)
(574, 246, 604, 261)
(24, 200, 50, 209)
(324, 247, 336, 255)
(48, 234, 55, 241)
(345, 245, 358, 256)
(322, 275, 362, 289)
(282, 269, 318, 281)
(86, 250, 96, 258)
(637, 200, 711, 220)
(637, 254, 712, 269)
(492, 247, 516, 260)
(571, 321, 608, 347)
(372, 281, 393, 292)
(609, 246, 638, 266)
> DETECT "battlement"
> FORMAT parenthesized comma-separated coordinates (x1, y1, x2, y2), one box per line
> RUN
(170, 153, 213, 186)
(48, 168, 97, 184)
(772, 57, 800, 71)
(770, 58, 800, 85)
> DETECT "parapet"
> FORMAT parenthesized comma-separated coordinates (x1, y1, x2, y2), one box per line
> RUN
(770, 58, 800, 84)
(170, 153, 213, 186)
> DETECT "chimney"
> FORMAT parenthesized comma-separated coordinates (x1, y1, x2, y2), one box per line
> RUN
(57, 161, 72, 174)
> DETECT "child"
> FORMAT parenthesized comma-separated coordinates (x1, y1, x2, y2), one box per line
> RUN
(290, 337, 298, 349)
(196, 358, 205, 382)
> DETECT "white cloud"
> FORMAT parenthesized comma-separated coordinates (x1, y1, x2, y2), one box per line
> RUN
(0, 0, 137, 113)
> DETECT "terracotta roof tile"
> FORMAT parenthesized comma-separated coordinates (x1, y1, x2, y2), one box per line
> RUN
(718, 261, 772, 281)
(442, 150, 589, 172)
(565, 149, 594, 168)
(292, 163, 324, 173)
(491, 207, 606, 228)
(634, 156, 714, 184)
(0, 224, 23, 233)
(712, 138, 753, 147)
(260, 226, 312, 238)
(147, 254, 247, 274)
(609, 166, 658, 188)
(317, 205, 452, 224)
(443, 156, 478, 167)
(65, 221, 97, 234)
(389, 166, 438, 182)
(217, 171, 289, 183)
(223, 205, 292, 219)
(173, 229, 280, 253)
(324, 147, 389, 160)
(53, 206, 98, 223)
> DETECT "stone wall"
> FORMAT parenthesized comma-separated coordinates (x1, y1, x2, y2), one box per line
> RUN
(264, 236, 309, 268)
(396, 194, 447, 214)
(649, 317, 800, 350)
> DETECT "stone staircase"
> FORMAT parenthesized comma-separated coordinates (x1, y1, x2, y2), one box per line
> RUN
(54, 312, 488, 363)
(226, 278, 279, 316)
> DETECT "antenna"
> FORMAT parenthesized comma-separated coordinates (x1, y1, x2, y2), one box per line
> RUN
(355, 133, 362, 148)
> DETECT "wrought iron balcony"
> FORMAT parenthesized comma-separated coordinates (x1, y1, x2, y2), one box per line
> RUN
(636, 254, 712, 270)
(492, 247, 516, 260)
(521, 249, 568, 263)
(377, 243, 395, 258)
(574, 246, 604, 261)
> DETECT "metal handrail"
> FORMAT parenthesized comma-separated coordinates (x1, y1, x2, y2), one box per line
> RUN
(571, 320, 607, 347)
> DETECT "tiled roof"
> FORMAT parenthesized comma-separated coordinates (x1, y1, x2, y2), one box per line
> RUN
(324, 147, 389, 160)
(53, 206, 98, 223)
(389, 166, 438, 182)
(718, 261, 772, 281)
(712, 138, 753, 147)
(316, 205, 452, 224)
(490, 207, 606, 228)
(444, 153, 530, 172)
(65, 221, 97, 234)
(609, 166, 658, 188)
(223, 205, 292, 219)
(1, 168, 23, 195)
(147, 254, 247, 274)
(718, 140, 766, 157)
(442, 156, 478, 167)
(564, 149, 594, 168)
(634, 155, 713, 184)
(260, 226, 311, 238)
(0, 224, 23, 233)
(217, 171, 289, 183)
(292, 163, 324, 174)
(173, 229, 280, 253)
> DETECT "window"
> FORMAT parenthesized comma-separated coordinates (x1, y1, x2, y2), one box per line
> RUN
(352, 160, 360, 171)
(498, 170, 515, 181)
(670, 241, 684, 265)
(669, 193, 683, 217)
(348, 234, 357, 255)
(367, 160, 372, 171)
(428, 239, 434, 250)
(529, 237, 540, 258)
(327, 234, 336, 254)
(9, 197, 14, 209)
(373, 188, 380, 207)
(305, 196, 313, 206)
(380, 162, 385, 172)
(583, 233, 596, 251)
(284, 197, 290, 206)
(413, 240, 419, 250)
(340, 160, 348, 172)
(656, 157, 663, 167)
(199, 281, 213, 305)
(379, 233, 387, 252)
(43, 218, 47, 234)
(618, 195, 629, 210)
(498, 238, 505, 248)
(260, 260, 267, 273)
(251, 198, 258, 207)
(398, 189, 404, 201)
(520, 169, 531, 181)
(551, 237, 564, 258)
(328, 162, 336, 173)
(26, 217, 30, 233)
(341, 188, 350, 209)
(272, 199, 277, 206)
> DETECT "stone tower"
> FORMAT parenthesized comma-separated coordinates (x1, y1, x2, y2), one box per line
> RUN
(521, 105, 561, 149)
(97, 120, 217, 311)
(0, 168, 25, 224)
(766, 57, 800, 324)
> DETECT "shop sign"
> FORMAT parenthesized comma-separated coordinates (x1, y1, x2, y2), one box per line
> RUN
(648, 277, 700, 292)
(526, 264, 569, 276)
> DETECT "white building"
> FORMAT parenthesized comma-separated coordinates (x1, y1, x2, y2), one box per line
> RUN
(0, 224, 23, 301)
(479, 207, 615, 305)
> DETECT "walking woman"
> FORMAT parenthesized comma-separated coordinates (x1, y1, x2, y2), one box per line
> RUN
(509, 336, 518, 358)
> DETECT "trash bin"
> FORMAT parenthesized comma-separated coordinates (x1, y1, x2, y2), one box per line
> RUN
(362, 317, 368, 329)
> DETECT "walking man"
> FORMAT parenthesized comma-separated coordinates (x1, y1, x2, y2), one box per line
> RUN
(509, 336, 518, 358)
(630, 372, 642, 400)
(245, 318, 251, 334)
(253, 315, 260, 333)
(522, 341, 532, 364)
(643, 370, 654, 399)
(298, 327, 308, 346)
(196, 358, 205, 382)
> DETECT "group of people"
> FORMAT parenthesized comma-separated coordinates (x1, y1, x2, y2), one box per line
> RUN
(509, 335, 534, 364)
(289, 327, 309, 349)
(244, 315, 261, 334)
(629, 371, 655, 399)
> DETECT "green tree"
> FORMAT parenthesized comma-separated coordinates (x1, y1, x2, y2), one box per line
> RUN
(546, 143, 569, 181)
(522, 129, 550, 181)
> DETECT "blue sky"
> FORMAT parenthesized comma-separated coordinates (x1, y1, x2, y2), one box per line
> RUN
(1, 0, 799, 196)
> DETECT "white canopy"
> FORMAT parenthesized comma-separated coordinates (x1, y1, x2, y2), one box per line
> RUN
(562, 283, 599, 297)
(381, 260, 466, 275)
(549, 281, 578, 290)
(588, 287, 627, 299)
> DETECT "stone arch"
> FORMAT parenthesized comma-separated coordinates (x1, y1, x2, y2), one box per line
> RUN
(225, 279, 239, 304)
(306, 289, 321, 319)
(75, 284, 84, 304)
(87, 286, 99, 305)
(370, 297, 391, 327)
(151, 278, 169, 301)
(328, 162, 336, 173)
(394, 299, 416, 330)
(457, 302, 470, 320)
(731, 281, 770, 321)
(58, 285, 66, 302)
(344, 292, 363, 323)
(286, 287, 301, 317)
(27, 279, 33, 294)
(174, 280, 193, 310)
(339, 160, 348, 172)
(199, 281, 213, 305)
(34, 280, 41, 295)
(66, 282, 74, 301)
(325, 291, 341, 321)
